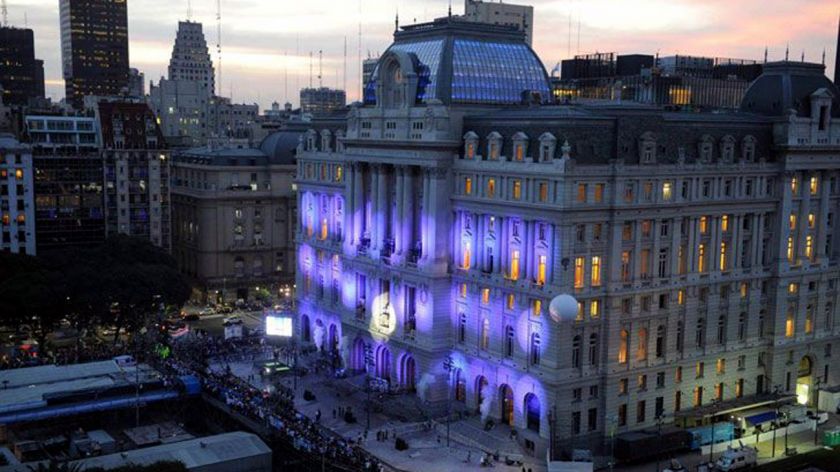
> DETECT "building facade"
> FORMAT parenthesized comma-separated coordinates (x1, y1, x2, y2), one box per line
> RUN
(171, 131, 301, 302)
(463, 0, 533, 46)
(59, 0, 130, 109)
(0, 132, 35, 255)
(300, 88, 347, 117)
(97, 101, 171, 251)
(0, 26, 45, 107)
(26, 115, 105, 253)
(167, 21, 215, 97)
(295, 18, 840, 456)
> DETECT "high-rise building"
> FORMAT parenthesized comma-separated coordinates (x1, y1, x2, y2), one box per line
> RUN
(295, 16, 840, 458)
(300, 88, 347, 116)
(59, 0, 130, 109)
(97, 100, 171, 251)
(167, 21, 215, 98)
(26, 115, 105, 253)
(463, 0, 534, 46)
(362, 57, 379, 90)
(128, 68, 145, 98)
(0, 26, 45, 107)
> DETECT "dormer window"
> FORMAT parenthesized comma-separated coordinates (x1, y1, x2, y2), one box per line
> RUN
(638, 132, 656, 164)
(463, 131, 479, 159)
(512, 132, 529, 162)
(320, 129, 333, 152)
(742, 135, 756, 162)
(306, 129, 317, 151)
(720, 135, 735, 163)
(335, 129, 345, 152)
(538, 132, 557, 162)
(698, 135, 714, 163)
(487, 132, 502, 160)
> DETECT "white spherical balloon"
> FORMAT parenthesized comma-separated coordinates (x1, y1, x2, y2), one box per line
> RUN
(549, 294, 578, 323)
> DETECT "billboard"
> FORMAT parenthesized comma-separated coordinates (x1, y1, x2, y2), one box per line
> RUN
(266, 315, 293, 337)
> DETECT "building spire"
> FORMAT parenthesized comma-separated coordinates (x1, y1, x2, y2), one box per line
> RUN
(764, 46, 768, 64)
(395, 8, 399, 32)
(801, 50, 805, 62)
(785, 43, 790, 61)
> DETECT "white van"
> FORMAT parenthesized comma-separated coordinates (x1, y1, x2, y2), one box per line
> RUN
(714, 445, 757, 471)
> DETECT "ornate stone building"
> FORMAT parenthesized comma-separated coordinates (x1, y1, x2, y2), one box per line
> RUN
(295, 17, 840, 454)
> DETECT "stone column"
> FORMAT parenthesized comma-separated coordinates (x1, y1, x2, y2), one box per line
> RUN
(403, 167, 414, 255)
(799, 175, 812, 263)
(353, 163, 364, 246)
(375, 164, 387, 253)
(777, 172, 794, 267)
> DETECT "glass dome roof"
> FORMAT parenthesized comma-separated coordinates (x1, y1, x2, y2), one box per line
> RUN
(364, 19, 551, 106)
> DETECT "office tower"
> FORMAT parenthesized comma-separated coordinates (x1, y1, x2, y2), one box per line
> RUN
(300, 87, 347, 116)
(59, 0, 130, 109)
(0, 132, 35, 255)
(463, 0, 534, 46)
(0, 26, 45, 107)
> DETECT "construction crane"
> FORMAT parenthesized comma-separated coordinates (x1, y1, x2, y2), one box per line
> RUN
(216, 0, 222, 97)
(1, 0, 8, 28)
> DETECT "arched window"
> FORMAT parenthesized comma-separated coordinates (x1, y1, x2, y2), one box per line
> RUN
(524, 393, 540, 432)
(639, 132, 656, 164)
(512, 132, 528, 162)
(538, 132, 556, 162)
(320, 129, 333, 152)
(655, 325, 665, 358)
(742, 135, 757, 162)
(486, 132, 502, 160)
(588, 333, 598, 365)
(698, 135, 714, 163)
(504, 325, 514, 357)
(463, 131, 478, 159)
(637, 328, 648, 360)
(619, 329, 629, 364)
(530, 333, 541, 365)
(572, 335, 581, 368)
(720, 135, 735, 162)
(458, 313, 467, 343)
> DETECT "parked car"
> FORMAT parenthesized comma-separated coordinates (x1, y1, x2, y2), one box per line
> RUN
(808, 410, 830, 425)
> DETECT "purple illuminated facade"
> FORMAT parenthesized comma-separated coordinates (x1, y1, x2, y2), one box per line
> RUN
(296, 17, 840, 454)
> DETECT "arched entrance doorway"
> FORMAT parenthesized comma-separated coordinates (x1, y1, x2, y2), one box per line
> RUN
(500, 384, 514, 425)
(476, 376, 489, 413)
(399, 354, 416, 392)
(524, 393, 540, 432)
(796, 356, 814, 405)
(301, 314, 311, 342)
(350, 338, 365, 372)
(376, 345, 392, 383)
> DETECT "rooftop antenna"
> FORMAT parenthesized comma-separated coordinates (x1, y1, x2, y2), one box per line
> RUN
(823, 48, 827, 66)
(216, 0, 222, 96)
(785, 43, 790, 61)
(834, 12, 840, 85)
(448, 0, 452, 17)
(764, 46, 768, 64)
(395, 8, 399, 32)
(309, 51, 313, 88)
(567, 4, 572, 58)
(343, 36, 348, 93)
(318, 49, 323, 88)
(802, 50, 805, 62)
(284, 50, 288, 103)
(187, 0, 192, 20)
(576, 2, 581, 55)
(1, 0, 7, 27)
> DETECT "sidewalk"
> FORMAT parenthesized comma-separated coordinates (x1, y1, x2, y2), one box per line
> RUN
(218, 353, 548, 472)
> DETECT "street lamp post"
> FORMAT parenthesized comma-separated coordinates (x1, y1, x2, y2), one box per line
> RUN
(772, 408, 778, 458)
(784, 410, 790, 455)
(814, 378, 822, 445)
(443, 356, 455, 448)
(364, 343, 374, 432)
(655, 413, 665, 472)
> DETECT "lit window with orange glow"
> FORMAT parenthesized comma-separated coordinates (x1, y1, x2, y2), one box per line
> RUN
(487, 178, 496, 198)
(536, 255, 547, 285)
(320, 218, 328, 240)
(699, 216, 708, 234)
(698, 243, 707, 273)
(532, 299, 542, 317)
(791, 177, 799, 194)
(806, 235, 813, 260)
(509, 250, 520, 280)
(787, 237, 795, 262)
(464, 177, 472, 195)
(808, 213, 815, 229)
(785, 309, 795, 337)
(810, 176, 818, 195)
(506, 294, 515, 310)
(590, 299, 600, 318)
(481, 287, 490, 305)
(462, 241, 471, 269)
(15, 169, 23, 180)
(721, 215, 729, 232)
(574, 257, 585, 288)
(591, 256, 601, 287)
(719, 242, 727, 271)
(512, 180, 522, 200)
(618, 329, 629, 364)
(790, 214, 797, 230)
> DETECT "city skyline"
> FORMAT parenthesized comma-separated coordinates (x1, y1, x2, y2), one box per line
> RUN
(4, 0, 839, 109)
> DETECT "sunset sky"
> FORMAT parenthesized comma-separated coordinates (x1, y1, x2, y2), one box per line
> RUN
(7, 0, 840, 109)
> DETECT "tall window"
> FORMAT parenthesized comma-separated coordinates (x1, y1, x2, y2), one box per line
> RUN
(320, 218, 328, 240)
(487, 179, 496, 198)
(538, 182, 548, 202)
(464, 177, 473, 195)
(811, 176, 819, 195)
(588, 334, 598, 365)
(512, 180, 522, 200)
(574, 257, 585, 288)
(698, 244, 707, 273)
(719, 242, 728, 271)
(458, 313, 466, 343)
(462, 241, 471, 269)
(806, 235, 813, 260)
(480, 318, 490, 349)
(655, 325, 665, 358)
(504, 325, 514, 357)
(619, 329, 629, 364)
(621, 251, 632, 282)
(787, 237, 795, 262)
(591, 256, 602, 287)
(510, 250, 521, 280)
(696, 318, 705, 347)
(530, 333, 541, 365)
(637, 328, 648, 361)
(537, 255, 547, 285)
(572, 335, 581, 368)
(662, 181, 673, 201)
